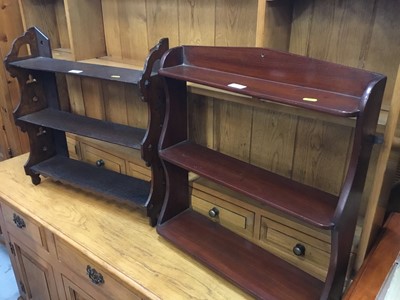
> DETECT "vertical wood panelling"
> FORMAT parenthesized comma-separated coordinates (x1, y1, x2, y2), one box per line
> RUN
(178, 0, 216, 46)
(188, 94, 214, 148)
(118, 1, 149, 62)
(263, 0, 293, 50)
(54, 0, 70, 49)
(292, 118, 353, 196)
(126, 85, 148, 129)
(65, 0, 105, 60)
(363, 0, 400, 110)
(214, 101, 253, 162)
(0, 0, 29, 159)
(288, 0, 314, 55)
(67, 76, 85, 116)
(146, 0, 179, 50)
(18, 0, 60, 48)
(306, 0, 376, 67)
(250, 109, 298, 178)
(102, 82, 128, 126)
(215, 0, 258, 46)
(102, 0, 122, 58)
(81, 78, 105, 120)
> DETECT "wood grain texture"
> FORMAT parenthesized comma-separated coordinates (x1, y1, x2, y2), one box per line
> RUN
(118, 1, 149, 62)
(215, 0, 258, 46)
(0, 0, 29, 159)
(213, 101, 252, 162)
(0, 154, 251, 299)
(64, 0, 105, 60)
(101, 0, 122, 58)
(363, 0, 400, 110)
(102, 82, 128, 125)
(178, 0, 216, 46)
(126, 84, 148, 129)
(146, 0, 179, 49)
(81, 78, 105, 120)
(292, 117, 353, 196)
(250, 108, 298, 178)
(188, 94, 214, 148)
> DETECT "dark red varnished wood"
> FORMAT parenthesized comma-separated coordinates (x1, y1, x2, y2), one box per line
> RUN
(157, 44, 386, 299)
(160, 141, 338, 228)
(158, 210, 324, 300)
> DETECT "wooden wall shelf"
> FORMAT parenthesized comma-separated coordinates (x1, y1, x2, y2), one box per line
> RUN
(157, 45, 386, 299)
(4, 27, 168, 225)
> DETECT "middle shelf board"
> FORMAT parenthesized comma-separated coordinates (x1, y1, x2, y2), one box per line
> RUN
(9, 57, 143, 84)
(32, 155, 150, 207)
(160, 141, 338, 229)
(18, 108, 146, 149)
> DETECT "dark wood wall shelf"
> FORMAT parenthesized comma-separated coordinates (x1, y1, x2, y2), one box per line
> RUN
(157, 45, 386, 299)
(4, 27, 169, 226)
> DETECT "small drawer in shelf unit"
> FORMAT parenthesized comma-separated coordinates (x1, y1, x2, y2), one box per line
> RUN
(191, 188, 255, 239)
(1, 203, 47, 251)
(259, 215, 330, 281)
(55, 236, 141, 300)
(80, 143, 127, 175)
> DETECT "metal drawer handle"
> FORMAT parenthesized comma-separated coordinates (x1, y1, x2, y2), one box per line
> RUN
(293, 243, 306, 256)
(86, 265, 104, 285)
(96, 159, 105, 167)
(208, 207, 219, 218)
(13, 213, 26, 229)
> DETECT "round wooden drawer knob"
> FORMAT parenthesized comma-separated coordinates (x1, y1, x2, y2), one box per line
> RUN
(208, 207, 219, 218)
(293, 243, 306, 256)
(96, 159, 105, 167)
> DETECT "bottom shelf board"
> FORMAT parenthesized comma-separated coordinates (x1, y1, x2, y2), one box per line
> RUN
(157, 210, 325, 300)
(31, 155, 150, 207)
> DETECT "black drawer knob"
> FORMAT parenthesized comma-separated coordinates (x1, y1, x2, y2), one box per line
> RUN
(293, 243, 306, 256)
(95, 159, 105, 167)
(13, 213, 26, 229)
(86, 265, 104, 285)
(208, 207, 219, 218)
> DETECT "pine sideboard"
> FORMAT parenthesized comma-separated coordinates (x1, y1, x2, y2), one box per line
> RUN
(0, 154, 250, 300)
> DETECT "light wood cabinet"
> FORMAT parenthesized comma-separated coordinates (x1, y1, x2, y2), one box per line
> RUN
(0, 154, 250, 300)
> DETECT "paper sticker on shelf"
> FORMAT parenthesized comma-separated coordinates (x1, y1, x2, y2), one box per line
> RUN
(68, 70, 83, 74)
(303, 97, 318, 102)
(228, 83, 247, 89)
(111, 75, 121, 78)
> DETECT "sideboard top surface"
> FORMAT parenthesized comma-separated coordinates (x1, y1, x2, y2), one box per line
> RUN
(0, 154, 250, 300)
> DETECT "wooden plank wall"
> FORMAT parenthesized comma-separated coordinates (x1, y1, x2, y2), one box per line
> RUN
(0, 1, 29, 161)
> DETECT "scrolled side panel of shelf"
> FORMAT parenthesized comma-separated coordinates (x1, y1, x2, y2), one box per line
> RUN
(4, 27, 65, 184)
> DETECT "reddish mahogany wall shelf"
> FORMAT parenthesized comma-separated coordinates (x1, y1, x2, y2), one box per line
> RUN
(157, 45, 386, 299)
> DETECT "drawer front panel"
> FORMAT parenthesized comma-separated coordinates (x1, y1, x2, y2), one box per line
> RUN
(191, 191, 254, 238)
(80, 144, 126, 174)
(127, 161, 151, 181)
(2, 204, 45, 250)
(55, 237, 141, 300)
(259, 216, 330, 280)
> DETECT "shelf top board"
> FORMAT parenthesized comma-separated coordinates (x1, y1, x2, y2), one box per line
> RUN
(17, 109, 146, 149)
(9, 56, 143, 84)
(158, 210, 324, 300)
(160, 141, 338, 228)
(160, 46, 386, 117)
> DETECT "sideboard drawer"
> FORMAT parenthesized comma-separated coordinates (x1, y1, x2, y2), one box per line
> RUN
(55, 237, 141, 300)
(259, 216, 330, 281)
(1, 203, 46, 250)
